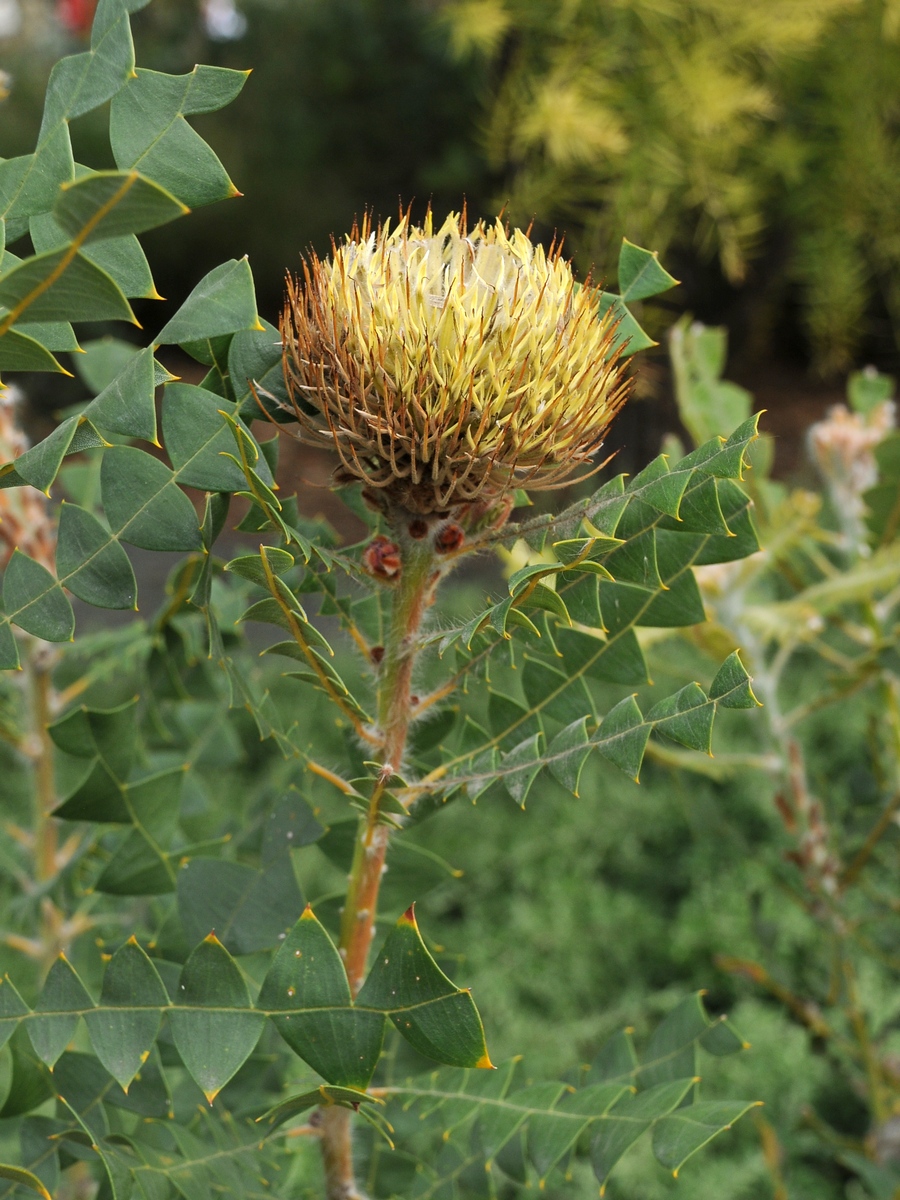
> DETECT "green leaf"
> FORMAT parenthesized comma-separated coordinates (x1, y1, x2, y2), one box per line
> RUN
(2, 551, 74, 643)
(169, 935, 265, 1103)
(56, 503, 137, 610)
(522, 656, 594, 726)
(27, 956, 94, 1067)
(110, 66, 250, 208)
(49, 695, 137, 770)
(84, 938, 168, 1090)
(100, 446, 202, 552)
(29, 201, 157, 303)
(359, 907, 492, 1069)
(229, 320, 290, 414)
(0, 977, 30, 1051)
(259, 1085, 377, 1132)
(592, 695, 650, 781)
(646, 683, 714, 753)
(0, 329, 66, 373)
(3, 414, 97, 494)
(0, 1165, 51, 1200)
(652, 1100, 760, 1174)
(177, 856, 304, 955)
(94, 827, 176, 895)
(499, 733, 545, 806)
(155, 259, 261, 347)
(75, 336, 139, 394)
(53, 170, 188, 243)
(557, 627, 648, 687)
(162, 385, 261, 492)
(590, 1079, 696, 1187)
(85, 345, 159, 441)
(709, 650, 759, 709)
(618, 239, 679, 303)
(0, 248, 135, 325)
(598, 293, 656, 357)
(257, 907, 384, 1089)
(226, 548, 295, 588)
(640, 993, 739, 1088)
(547, 717, 592, 795)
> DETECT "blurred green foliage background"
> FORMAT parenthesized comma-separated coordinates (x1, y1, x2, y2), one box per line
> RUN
(4, 0, 900, 380)
(4, 2, 900, 1197)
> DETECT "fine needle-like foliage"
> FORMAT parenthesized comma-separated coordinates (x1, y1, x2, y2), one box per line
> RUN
(0, 3, 763, 1197)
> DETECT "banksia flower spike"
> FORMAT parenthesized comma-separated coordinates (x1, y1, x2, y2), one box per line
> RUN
(281, 210, 630, 515)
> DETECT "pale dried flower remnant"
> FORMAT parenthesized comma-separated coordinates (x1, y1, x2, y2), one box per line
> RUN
(281, 211, 630, 514)
(808, 398, 895, 551)
(0, 386, 56, 573)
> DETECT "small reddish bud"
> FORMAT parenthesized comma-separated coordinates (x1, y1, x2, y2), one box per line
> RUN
(362, 535, 401, 580)
(435, 523, 464, 554)
(408, 518, 429, 539)
(370, 645, 385, 665)
(410, 695, 420, 706)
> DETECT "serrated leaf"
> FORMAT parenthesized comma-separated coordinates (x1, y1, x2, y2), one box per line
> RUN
(557, 626, 648, 686)
(75, 335, 139, 392)
(499, 733, 545, 806)
(53, 170, 187, 244)
(522, 656, 593, 726)
(162, 384, 262, 492)
(84, 344, 158, 441)
(618, 240, 679, 303)
(169, 935, 264, 1103)
(56, 503, 137, 610)
(257, 907, 384, 1089)
(259, 1085, 377, 1133)
(590, 1079, 696, 1187)
(27, 956, 94, 1067)
(100, 446, 202, 552)
(0, 1166, 51, 1200)
(110, 65, 249, 208)
(84, 939, 168, 1090)
(0, 329, 66, 373)
(709, 650, 759, 708)
(0, 977, 30, 1051)
(359, 906, 491, 1069)
(156, 259, 260, 347)
(598, 292, 656, 357)
(547, 717, 592, 795)
(652, 1100, 759, 1174)
(226, 548, 295, 587)
(177, 855, 304, 955)
(0, 247, 135, 325)
(647, 683, 713, 753)
(592, 695, 650, 781)
(2, 551, 74, 643)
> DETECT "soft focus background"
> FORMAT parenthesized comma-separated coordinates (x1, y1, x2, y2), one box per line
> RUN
(5, 4, 900, 1199)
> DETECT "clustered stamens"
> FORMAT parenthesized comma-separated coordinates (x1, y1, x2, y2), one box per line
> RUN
(281, 210, 631, 514)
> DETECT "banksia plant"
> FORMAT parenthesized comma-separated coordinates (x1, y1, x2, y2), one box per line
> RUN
(280, 211, 629, 515)
(0, 7, 761, 1198)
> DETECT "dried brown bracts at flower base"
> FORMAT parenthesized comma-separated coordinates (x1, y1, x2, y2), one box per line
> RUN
(281, 211, 630, 514)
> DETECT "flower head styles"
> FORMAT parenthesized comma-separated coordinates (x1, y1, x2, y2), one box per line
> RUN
(281, 211, 630, 514)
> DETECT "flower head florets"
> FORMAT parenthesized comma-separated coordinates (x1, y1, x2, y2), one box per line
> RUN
(281, 210, 630, 514)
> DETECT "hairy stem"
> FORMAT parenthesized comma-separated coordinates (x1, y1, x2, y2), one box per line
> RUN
(321, 521, 438, 1200)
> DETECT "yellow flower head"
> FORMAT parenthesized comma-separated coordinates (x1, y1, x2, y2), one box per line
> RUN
(281, 210, 629, 514)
